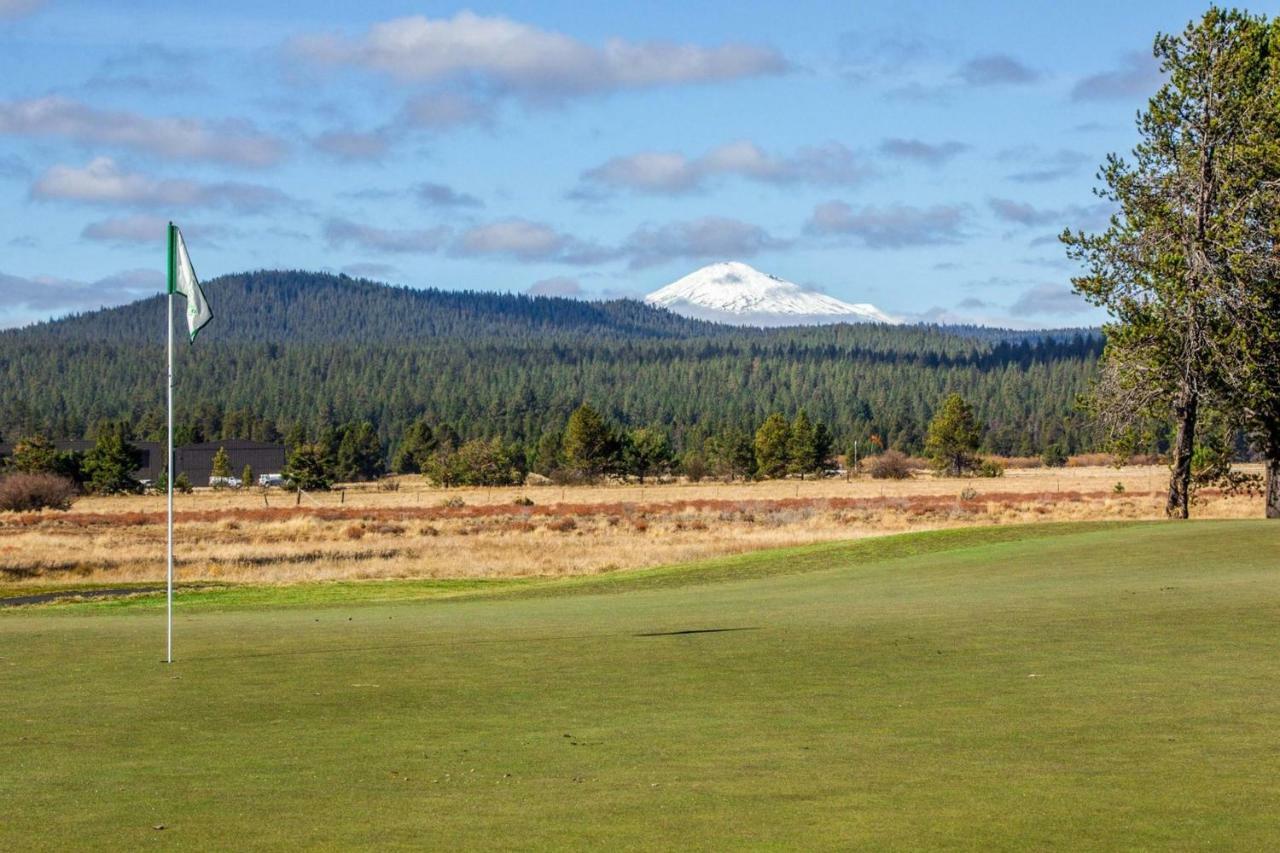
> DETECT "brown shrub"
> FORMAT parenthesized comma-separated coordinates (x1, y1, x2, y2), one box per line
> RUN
(869, 450, 913, 480)
(1067, 453, 1115, 467)
(0, 473, 77, 512)
(546, 517, 577, 532)
(344, 524, 365, 540)
(368, 522, 406, 536)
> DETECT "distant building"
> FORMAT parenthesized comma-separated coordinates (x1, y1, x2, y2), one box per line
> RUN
(0, 439, 285, 486)
(175, 440, 286, 486)
(0, 440, 163, 481)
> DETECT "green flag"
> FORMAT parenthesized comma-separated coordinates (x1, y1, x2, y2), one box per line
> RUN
(167, 223, 212, 342)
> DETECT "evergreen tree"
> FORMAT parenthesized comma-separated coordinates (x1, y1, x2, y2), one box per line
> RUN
(562, 404, 618, 481)
(335, 421, 385, 481)
(813, 423, 834, 472)
(81, 424, 141, 495)
(706, 428, 756, 481)
(787, 411, 819, 479)
(754, 413, 791, 479)
(532, 430, 564, 477)
(241, 463, 254, 487)
(1063, 8, 1274, 517)
(6, 435, 58, 473)
(283, 443, 333, 491)
(623, 427, 673, 483)
(284, 423, 307, 452)
(925, 394, 983, 476)
(210, 446, 232, 479)
(392, 418, 437, 474)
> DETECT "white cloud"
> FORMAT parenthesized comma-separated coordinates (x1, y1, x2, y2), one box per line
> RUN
(398, 91, 496, 129)
(988, 197, 1114, 232)
(1071, 51, 1163, 102)
(955, 54, 1039, 86)
(878, 137, 968, 166)
(312, 128, 392, 162)
(81, 215, 229, 247)
(806, 201, 967, 248)
(323, 218, 451, 254)
(580, 140, 870, 195)
(0, 268, 162, 328)
(620, 216, 787, 269)
(31, 158, 291, 212)
(416, 182, 482, 208)
(0, 96, 285, 167)
(1009, 282, 1092, 317)
(452, 219, 585, 262)
(291, 11, 788, 99)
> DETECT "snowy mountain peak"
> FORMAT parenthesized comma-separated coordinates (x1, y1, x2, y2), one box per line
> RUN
(644, 262, 896, 327)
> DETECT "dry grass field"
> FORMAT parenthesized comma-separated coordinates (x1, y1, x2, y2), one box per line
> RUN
(0, 465, 1264, 590)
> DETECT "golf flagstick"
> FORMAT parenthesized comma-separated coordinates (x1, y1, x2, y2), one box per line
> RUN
(164, 222, 213, 664)
(166, 224, 175, 664)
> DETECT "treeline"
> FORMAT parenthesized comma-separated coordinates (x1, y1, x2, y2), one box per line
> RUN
(280, 405, 842, 489)
(2, 393, 1030, 501)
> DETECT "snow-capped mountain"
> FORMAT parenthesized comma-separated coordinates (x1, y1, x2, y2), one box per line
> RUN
(644, 262, 896, 327)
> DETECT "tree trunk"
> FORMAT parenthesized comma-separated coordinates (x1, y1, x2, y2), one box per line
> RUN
(1166, 390, 1198, 519)
(1266, 455, 1280, 519)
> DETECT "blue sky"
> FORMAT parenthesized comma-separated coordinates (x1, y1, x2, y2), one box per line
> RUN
(1, 0, 1271, 328)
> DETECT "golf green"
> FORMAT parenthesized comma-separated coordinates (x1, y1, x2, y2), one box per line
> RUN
(2, 521, 1278, 850)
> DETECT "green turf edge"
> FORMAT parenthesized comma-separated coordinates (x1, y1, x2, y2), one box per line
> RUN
(0, 520, 1167, 616)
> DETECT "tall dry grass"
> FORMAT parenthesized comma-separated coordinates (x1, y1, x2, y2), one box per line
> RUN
(0, 465, 1264, 589)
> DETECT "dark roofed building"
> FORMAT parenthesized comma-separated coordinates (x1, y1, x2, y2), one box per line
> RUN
(0, 439, 283, 486)
(175, 440, 286, 486)
(0, 440, 164, 481)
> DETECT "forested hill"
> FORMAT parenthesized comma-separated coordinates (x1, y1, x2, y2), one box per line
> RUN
(8, 270, 726, 344)
(0, 270, 1103, 456)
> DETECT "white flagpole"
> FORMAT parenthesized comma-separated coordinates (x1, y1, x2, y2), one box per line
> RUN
(166, 223, 175, 664)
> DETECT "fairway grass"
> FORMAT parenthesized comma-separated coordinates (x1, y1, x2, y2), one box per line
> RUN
(2, 520, 1279, 849)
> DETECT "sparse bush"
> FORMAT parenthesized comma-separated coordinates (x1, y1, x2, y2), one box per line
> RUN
(959, 487, 979, 501)
(546, 517, 577, 532)
(1040, 444, 1068, 468)
(869, 450, 913, 480)
(1113, 481, 1126, 494)
(0, 473, 77, 512)
(175, 472, 193, 494)
(439, 496, 465, 509)
(977, 459, 1005, 478)
(513, 496, 534, 506)
(682, 451, 707, 483)
(377, 479, 401, 492)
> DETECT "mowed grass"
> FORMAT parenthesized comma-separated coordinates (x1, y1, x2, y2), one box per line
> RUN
(2, 521, 1279, 850)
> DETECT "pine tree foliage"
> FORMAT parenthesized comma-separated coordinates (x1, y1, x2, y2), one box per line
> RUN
(0, 270, 1103, 461)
